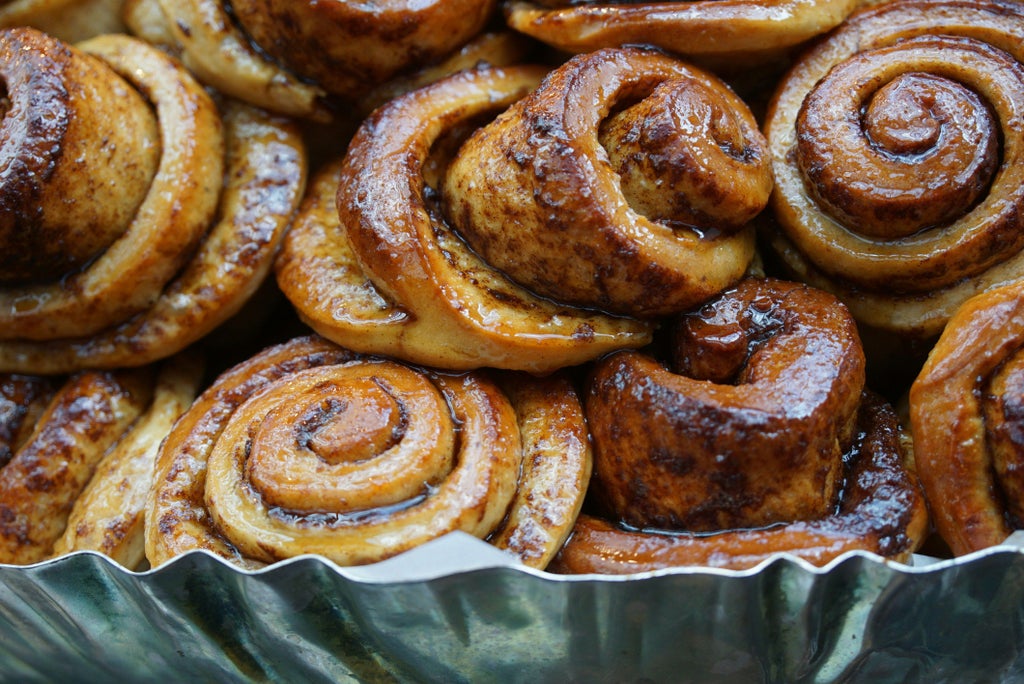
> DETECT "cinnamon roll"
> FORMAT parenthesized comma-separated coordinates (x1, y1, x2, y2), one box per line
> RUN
(551, 278, 928, 573)
(505, 0, 858, 68)
(278, 47, 770, 371)
(276, 63, 646, 373)
(50, 353, 203, 569)
(0, 360, 196, 565)
(145, 335, 591, 569)
(0, 29, 306, 375)
(764, 0, 1024, 341)
(910, 278, 1024, 557)
(125, 0, 499, 119)
(443, 47, 769, 318)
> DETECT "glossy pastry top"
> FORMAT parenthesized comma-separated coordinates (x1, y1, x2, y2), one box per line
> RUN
(128, 0, 503, 119)
(552, 278, 927, 572)
(0, 27, 159, 284)
(442, 46, 768, 317)
(146, 336, 591, 570)
(231, 0, 497, 100)
(0, 29, 221, 340)
(587, 278, 864, 532)
(796, 65, 999, 240)
(0, 30, 307, 374)
(0, 0, 994, 586)
(51, 353, 203, 569)
(0, 369, 154, 565)
(910, 278, 1024, 555)
(552, 390, 928, 572)
(764, 0, 1024, 338)
(277, 62, 654, 373)
(505, 0, 859, 67)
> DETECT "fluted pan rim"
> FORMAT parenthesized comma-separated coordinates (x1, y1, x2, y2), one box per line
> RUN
(3, 533, 1023, 681)
(9, 528, 1023, 580)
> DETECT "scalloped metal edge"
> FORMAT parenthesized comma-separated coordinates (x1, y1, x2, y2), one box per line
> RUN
(1, 533, 1023, 682)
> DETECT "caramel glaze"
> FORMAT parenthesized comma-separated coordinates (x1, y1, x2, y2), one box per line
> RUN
(231, 0, 497, 101)
(443, 47, 769, 318)
(357, 31, 539, 117)
(0, 28, 159, 285)
(0, 29, 219, 342)
(910, 278, 1024, 556)
(764, 0, 1024, 339)
(551, 392, 928, 572)
(550, 277, 928, 572)
(276, 64, 652, 373)
(0, 0, 126, 44)
(130, 0, 504, 120)
(51, 353, 203, 569)
(128, 0, 331, 120)
(0, 369, 153, 565)
(0, 32, 307, 374)
(505, 0, 858, 68)
(146, 335, 590, 569)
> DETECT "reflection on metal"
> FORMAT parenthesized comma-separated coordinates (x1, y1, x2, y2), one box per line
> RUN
(1, 532, 1022, 682)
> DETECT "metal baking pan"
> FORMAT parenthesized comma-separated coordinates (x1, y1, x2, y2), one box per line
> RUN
(1, 531, 1023, 682)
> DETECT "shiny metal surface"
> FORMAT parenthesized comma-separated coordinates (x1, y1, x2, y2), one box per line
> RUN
(1, 532, 1022, 683)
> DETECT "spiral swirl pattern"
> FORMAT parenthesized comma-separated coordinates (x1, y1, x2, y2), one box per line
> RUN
(276, 63, 654, 373)
(146, 336, 591, 569)
(552, 278, 928, 572)
(765, 0, 1024, 338)
(444, 46, 769, 318)
(910, 278, 1024, 556)
(0, 31, 306, 374)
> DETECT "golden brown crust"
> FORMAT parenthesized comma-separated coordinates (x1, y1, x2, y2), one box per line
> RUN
(27, 32, 220, 340)
(910, 278, 1024, 556)
(357, 31, 539, 116)
(145, 336, 590, 569)
(486, 372, 592, 568)
(231, 0, 497, 101)
(51, 353, 203, 569)
(589, 279, 864, 532)
(554, 393, 926, 571)
(132, 0, 501, 119)
(443, 47, 767, 318)
(0, 33, 307, 374)
(0, 29, 158, 286)
(0, 0, 126, 43)
(145, 0, 332, 120)
(764, 0, 1024, 338)
(276, 64, 653, 373)
(0, 369, 154, 565)
(550, 278, 928, 572)
(505, 0, 858, 66)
